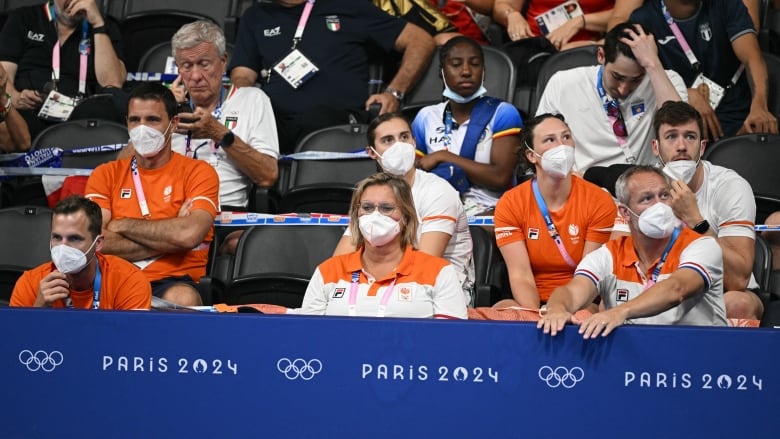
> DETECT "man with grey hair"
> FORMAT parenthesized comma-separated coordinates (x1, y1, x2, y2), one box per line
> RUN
(538, 165, 727, 338)
(124, 20, 279, 211)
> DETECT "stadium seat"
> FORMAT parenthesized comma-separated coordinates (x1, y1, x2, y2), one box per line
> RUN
(402, 46, 517, 116)
(279, 124, 376, 214)
(31, 119, 127, 169)
(703, 133, 780, 205)
(0, 205, 53, 304)
(222, 225, 346, 307)
(2, 119, 128, 208)
(470, 225, 508, 307)
(531, 45, 600, 116)
(754, 234, 773, 295)
(119, 10, 218, 72)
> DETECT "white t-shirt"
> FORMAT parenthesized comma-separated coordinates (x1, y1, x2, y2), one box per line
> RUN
(172, 86, 279, 208)
(536, 65, 688, 172)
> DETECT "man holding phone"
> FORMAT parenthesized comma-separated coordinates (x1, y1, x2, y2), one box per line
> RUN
(169, 20, 279, 211)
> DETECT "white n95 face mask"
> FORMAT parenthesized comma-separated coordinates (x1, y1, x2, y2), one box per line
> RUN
(539, 144, 575, 178)
(129, 123, 170, 158)
(662, 160, 697, 184)
(632, 202, 680, 239)
(51, 237, 98, 274)
(375, 141, 416, 176)
(359, 211, 401, 247)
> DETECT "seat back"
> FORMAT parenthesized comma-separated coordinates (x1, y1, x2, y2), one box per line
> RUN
(754, 234, 773, 293)
(31, 119, 127, 169)
(703, 133, 780, 202)
(232, 225, 346, 279)
(402, 46, 516, 114)
(0, 206, 53, 302)
(226, 225, 346, 306)
(531, 45, 600, 115)
(120, 11, 217, 72)
(281, 124, 376, 214)
(470, 225, 504, 307)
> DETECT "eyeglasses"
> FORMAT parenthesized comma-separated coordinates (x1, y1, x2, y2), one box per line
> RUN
(359, 202, 397, 215)
(607, 101, 628, 138)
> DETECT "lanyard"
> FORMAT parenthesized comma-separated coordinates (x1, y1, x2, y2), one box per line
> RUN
(531, 178, 577, 268)
(64, 262, 102, 309)
(292, 0, 315, 50)
(130, 156, 151, 219)
(348, 270, 397, 317)
(659, 1, 744, 87)
(443, 105, 454, 149)
(48, 2, 89, 97)
(643, 227, 681, 290)
(185, 86, 227, 155)
(596, 66, 632, 152)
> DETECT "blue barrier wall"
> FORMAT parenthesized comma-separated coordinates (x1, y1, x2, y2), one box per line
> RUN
(0, 308, 777, 438)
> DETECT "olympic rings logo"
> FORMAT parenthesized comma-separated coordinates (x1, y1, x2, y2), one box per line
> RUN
(538, 366, 584, 388)
(18, 350, 64, 372)
(276, 358, 323, 380)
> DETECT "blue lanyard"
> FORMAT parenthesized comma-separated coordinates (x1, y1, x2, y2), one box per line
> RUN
(443, 106, 454, 149)
(644, 227, 681, 289)
(64, 263, 102, 309)
(531, 178, 577, 267)
(595, 66, 612, 111)
(185, 86, 226, 154)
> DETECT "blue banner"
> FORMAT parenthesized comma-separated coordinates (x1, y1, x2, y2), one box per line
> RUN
(0, 308, 777, 438)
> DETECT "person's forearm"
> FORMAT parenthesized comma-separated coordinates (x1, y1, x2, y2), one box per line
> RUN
(606, 0, 642, 31)
(509, 274, 541, 308)
(582, 9, 612, 34)
(616, 277, 689, 320)
(101, 228, 160, 261)
(93, 32, 126, 88)
(1, 96, 31, 151)
(222, 137, 278, 187)
(493, 0, 526, 27)
(546, 285, 582, 313)
(110, 215, 211, 253)
(648, 64, 682, 106)
(747, 59, 769, 109)
(388, 25, 435, 95)
(435, 149, 515, 189)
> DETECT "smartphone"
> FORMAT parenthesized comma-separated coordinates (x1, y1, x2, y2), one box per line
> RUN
(176, 102, 199, 123)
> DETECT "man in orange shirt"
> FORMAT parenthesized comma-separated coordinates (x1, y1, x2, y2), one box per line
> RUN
(85, 83, 219, 306)
(11, 196, 151, 309)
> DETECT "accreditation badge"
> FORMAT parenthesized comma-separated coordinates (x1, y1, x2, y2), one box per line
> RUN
(37, 90, 76, 122)
(272, 48, 319, 89)
(692, 73, 725, 110)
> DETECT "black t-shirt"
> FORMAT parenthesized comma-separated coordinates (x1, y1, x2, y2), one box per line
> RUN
(228, 0, 405, 116)
(0, 3, 124, 98)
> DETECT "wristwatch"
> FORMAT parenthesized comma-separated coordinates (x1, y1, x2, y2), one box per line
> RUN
(692, 219, 710, 234)
(385, 86, 405, 102)
(92, 25, 109, 34)
(217, 130, 235, 148)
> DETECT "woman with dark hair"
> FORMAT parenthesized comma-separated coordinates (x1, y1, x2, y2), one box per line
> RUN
(412, 36, 523, 216)
(493, 113, 617, 309)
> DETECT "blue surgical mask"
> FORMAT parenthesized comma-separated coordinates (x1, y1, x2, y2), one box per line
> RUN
(442, 69, 487, 104)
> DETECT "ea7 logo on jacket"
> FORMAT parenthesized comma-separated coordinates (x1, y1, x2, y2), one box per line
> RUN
(27, 31, 45, 42)
(264, 27, 280, 37)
